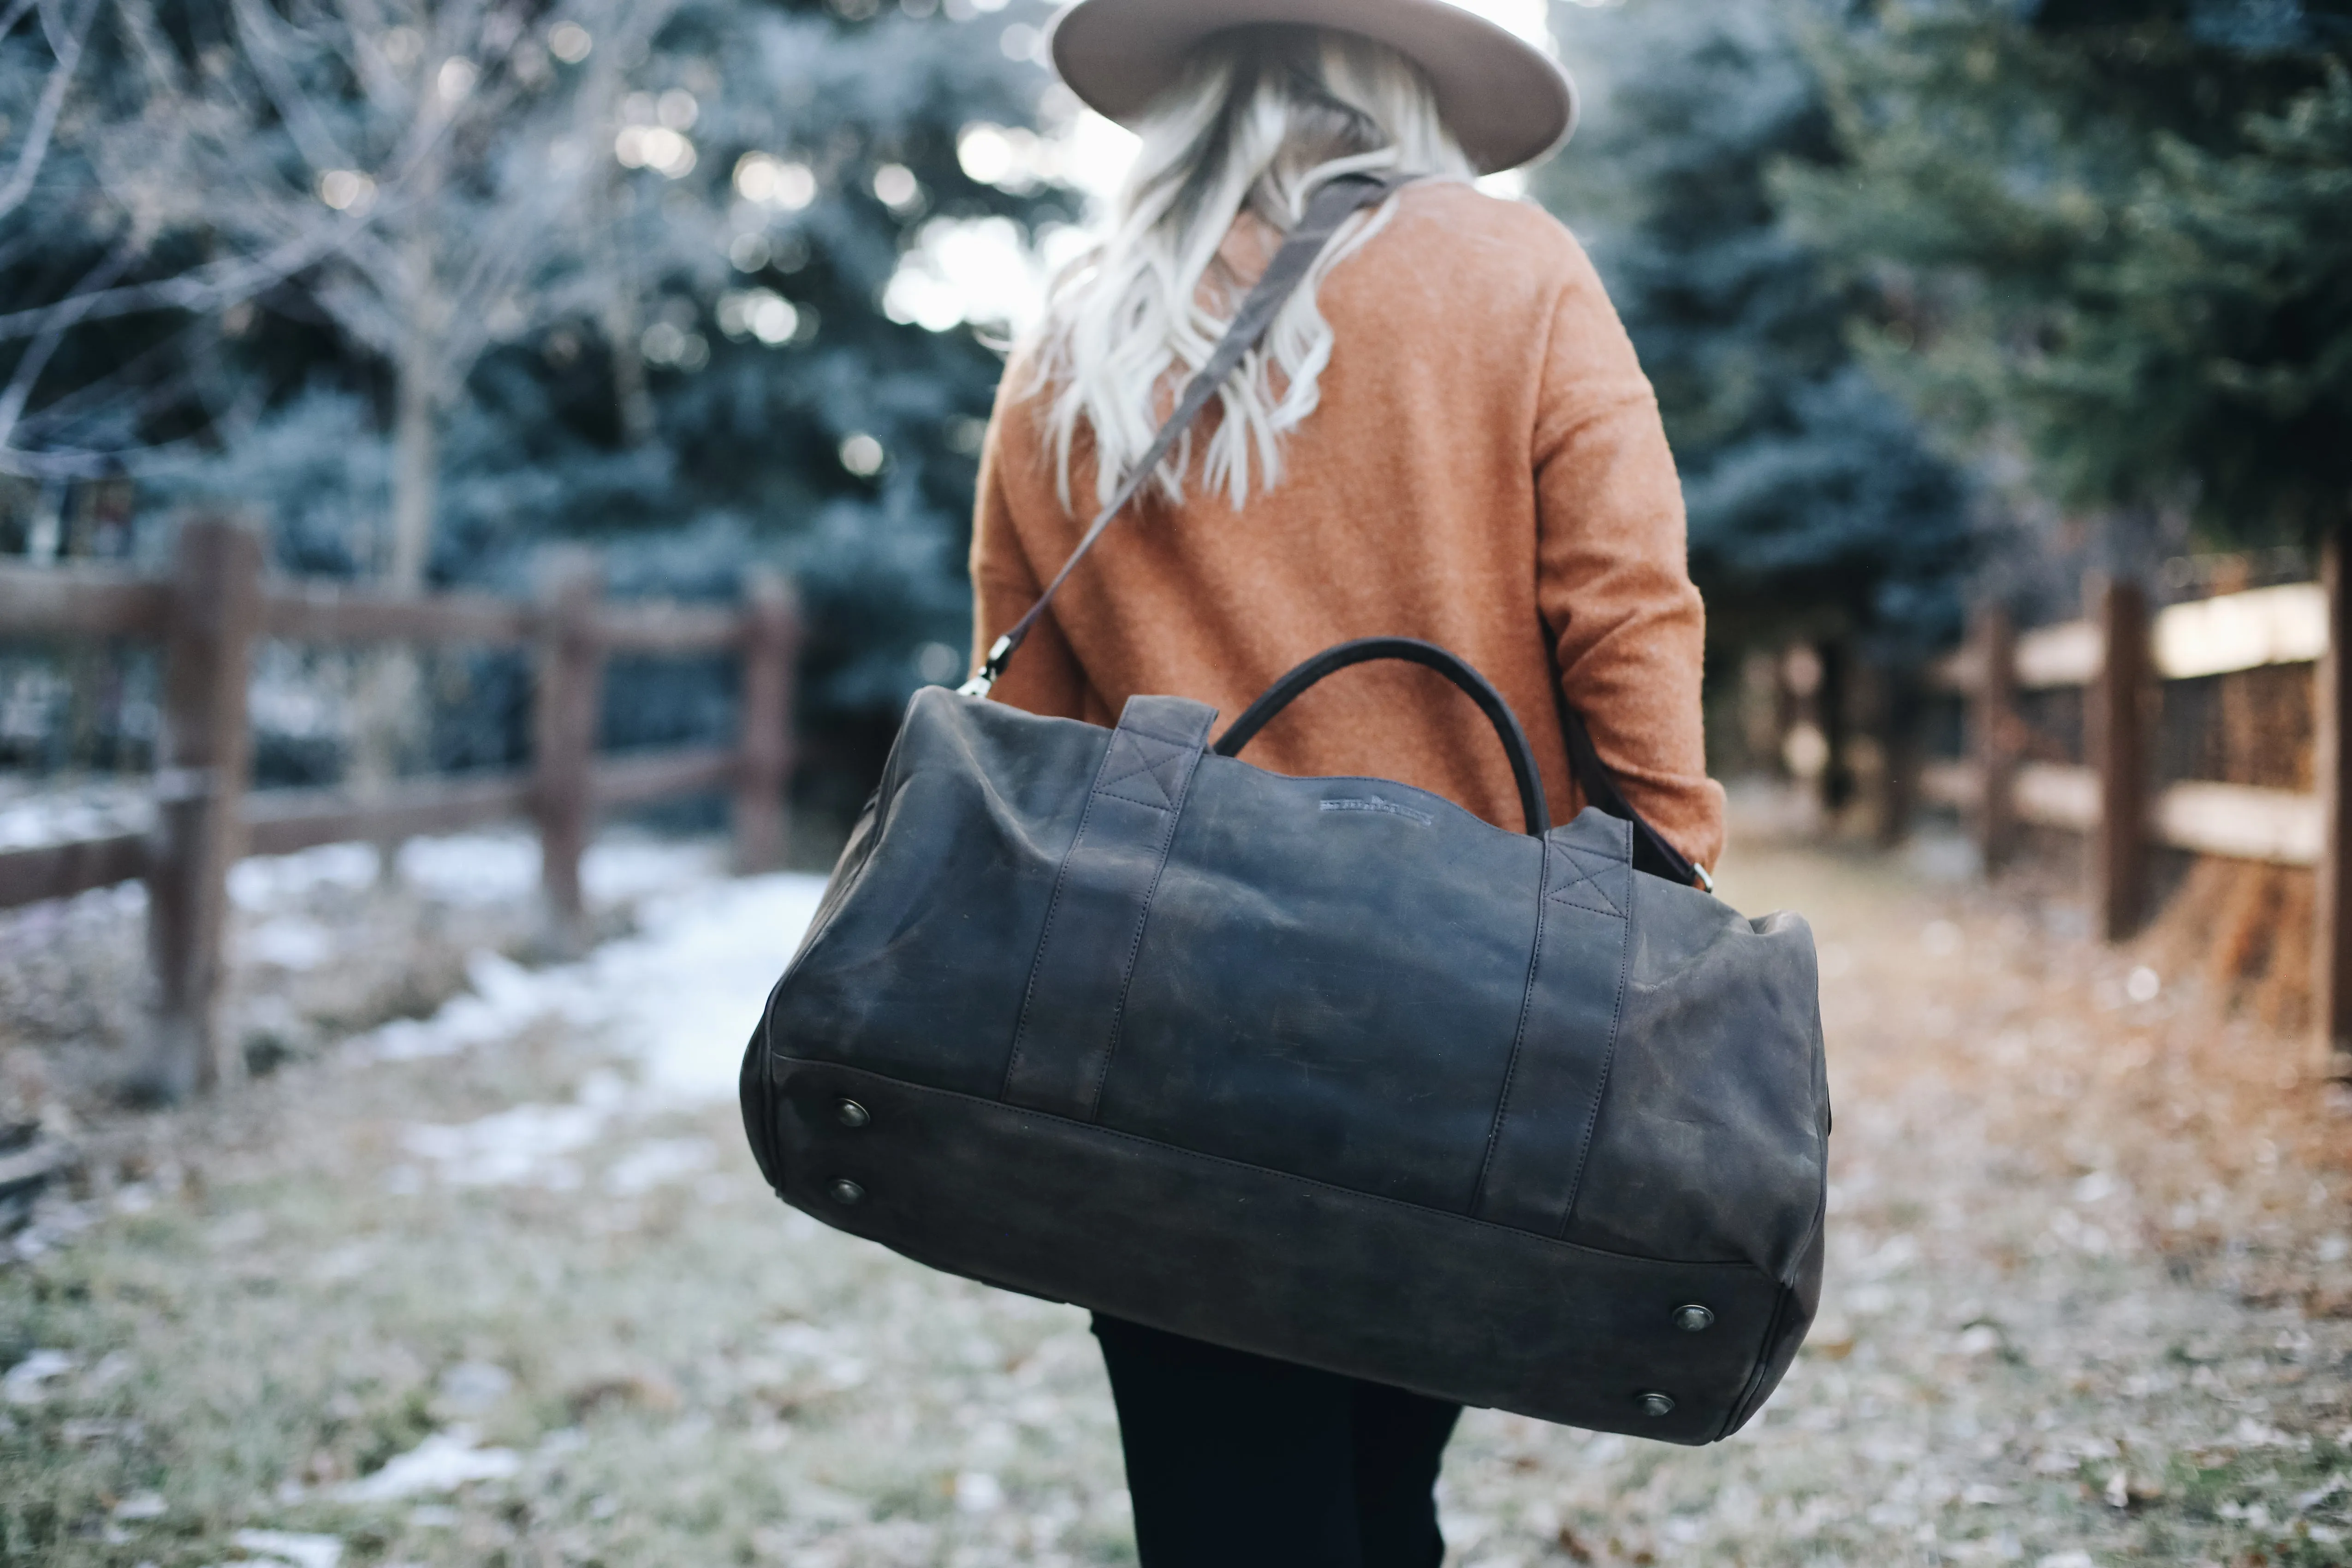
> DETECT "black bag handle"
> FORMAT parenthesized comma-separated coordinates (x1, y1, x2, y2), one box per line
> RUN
(1215, 636, 1710, 889)
(1213, 638, 1549, 838)
(960, 170, 1410, 700)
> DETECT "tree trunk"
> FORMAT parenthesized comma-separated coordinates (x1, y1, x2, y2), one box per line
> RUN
(386, 348, 439, 592)
(600, 178, 655, 448)
(352, 344, 440, 880)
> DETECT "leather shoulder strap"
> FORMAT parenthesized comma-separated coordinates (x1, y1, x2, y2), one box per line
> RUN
(961, 171, 1409, 699)
(1556, 698, 1709, 890)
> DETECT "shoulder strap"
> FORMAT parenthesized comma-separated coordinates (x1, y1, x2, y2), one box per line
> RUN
(960, 171, 1408, 699)
(1555, 697, 1711, 891)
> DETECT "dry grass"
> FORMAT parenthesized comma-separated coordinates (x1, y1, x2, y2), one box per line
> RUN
(5, 819, 2352, 1566)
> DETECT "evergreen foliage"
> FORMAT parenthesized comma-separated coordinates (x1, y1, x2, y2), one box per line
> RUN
(1540, 0, 1972, 657)
(1779, 0, 2352, 543)
(3, 0, 1070, 785)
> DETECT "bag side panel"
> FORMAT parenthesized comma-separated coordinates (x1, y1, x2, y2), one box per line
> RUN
(740, 1013, 785, 1192)
(1099, 757, 1544, 1212)
(1568, 887, 1829, 1281)
(765, 691, 1107, 1099)
(769, 1056, 1781, 1443)
(1716, 1193, 1826, 1439)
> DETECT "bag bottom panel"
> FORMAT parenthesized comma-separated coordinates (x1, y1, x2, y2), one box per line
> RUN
(761, 1057, 1788, 1443)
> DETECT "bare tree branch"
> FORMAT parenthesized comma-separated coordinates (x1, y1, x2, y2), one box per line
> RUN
(0, 0, 702, 505)
(0, 0, 45, 47)
(108, 0, 187, 98)
(0, 232, 141, 446)
(224, 0, 356, 176)
(0, 210, 374, 340)
(0, 0, 101, 221)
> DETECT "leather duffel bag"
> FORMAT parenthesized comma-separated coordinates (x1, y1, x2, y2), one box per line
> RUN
(738, 175, 1827, 1444)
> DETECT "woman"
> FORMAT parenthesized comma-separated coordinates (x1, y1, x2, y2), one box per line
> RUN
(968, 1, 1726, 1562)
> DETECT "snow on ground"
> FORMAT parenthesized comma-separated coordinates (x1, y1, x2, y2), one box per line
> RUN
(340, 850, 827, 1190)
(361, 867, 825, 1100)
(227, 828, 732, 916)
(0, 816, 779, 1112)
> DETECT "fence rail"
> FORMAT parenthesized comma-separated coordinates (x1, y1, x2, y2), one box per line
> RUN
(0, 517, 802, 1099)
(1927, 581, 2330, 693)
(1916, 542, 2352, 1071)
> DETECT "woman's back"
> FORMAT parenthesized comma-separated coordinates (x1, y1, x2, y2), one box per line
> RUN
(973, 180, 1727, 866)
(946, 12, 1737, 1562)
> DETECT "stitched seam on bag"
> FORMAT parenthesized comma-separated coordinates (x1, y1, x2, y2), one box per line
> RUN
(745, 970, 794, 1192)
(999, 740, 1118, 1102)
(1097, 737, 1182, 807)
(1117, 712, 1207, 749)
(1714, 1275, 1798, 1442)
(1713, 1182, 1825, 1440)
(1555, 849, 1634, 1239)
(780, 728, 912, 988)
(1084, 726, 1205, 1120)
(1549, 844, 1624, 918)
(1098, 780, 1176, 811)
(1469, 836, 1550, 1215)
(785, 1058, 1769, 1270)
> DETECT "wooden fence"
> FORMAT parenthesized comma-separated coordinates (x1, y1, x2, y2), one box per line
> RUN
(1913, 540, 2351, 1072)
(0, 517, 802, 1099)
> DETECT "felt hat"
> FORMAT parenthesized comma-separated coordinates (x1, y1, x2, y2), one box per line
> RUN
(1046, 0, 1576, 174)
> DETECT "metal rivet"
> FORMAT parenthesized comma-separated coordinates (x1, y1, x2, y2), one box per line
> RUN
(826, 1177, 864, 1206)
(1637, 1391, 1676, 1419)
(834, 1098, 870, 1129)
(1673, 1304, 1715, 1333)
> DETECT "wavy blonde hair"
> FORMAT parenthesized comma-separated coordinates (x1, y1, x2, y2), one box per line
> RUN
(1033, 26, 1475, 512)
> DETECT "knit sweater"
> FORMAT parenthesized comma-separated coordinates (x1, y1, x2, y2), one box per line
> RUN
(968, 179, 1726, 873)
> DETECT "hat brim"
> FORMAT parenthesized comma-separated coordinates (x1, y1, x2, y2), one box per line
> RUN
(1047, 0, 1576, 176)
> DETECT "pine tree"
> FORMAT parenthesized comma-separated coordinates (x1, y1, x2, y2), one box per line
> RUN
(1538, 0, 1972, 659)
(1779, 0, 2352, 544)
(640, 0, 1068, 733)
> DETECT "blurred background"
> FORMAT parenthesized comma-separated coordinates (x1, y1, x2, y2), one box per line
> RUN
(2, 0, 2346, 871)
(4, 0, 2352, 1564)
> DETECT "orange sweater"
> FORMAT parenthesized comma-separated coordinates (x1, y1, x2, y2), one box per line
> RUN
(969, 180, 1726, 872)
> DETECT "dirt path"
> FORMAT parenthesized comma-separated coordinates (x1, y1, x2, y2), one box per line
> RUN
(5, 826, 2351, 1567)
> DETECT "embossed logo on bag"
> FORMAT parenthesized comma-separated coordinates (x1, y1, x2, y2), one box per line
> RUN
(1320, 797, 1433, 826)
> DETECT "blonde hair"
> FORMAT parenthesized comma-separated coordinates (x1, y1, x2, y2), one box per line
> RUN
(1033, 27, 1475, 512)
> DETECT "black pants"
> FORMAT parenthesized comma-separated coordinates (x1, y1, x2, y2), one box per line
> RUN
(1092, 1314, 1462, 1568)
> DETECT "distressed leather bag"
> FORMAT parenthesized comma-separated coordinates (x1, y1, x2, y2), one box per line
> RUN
(741, 174, 1827, 1443)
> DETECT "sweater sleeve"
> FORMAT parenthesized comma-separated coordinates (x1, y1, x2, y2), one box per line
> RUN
(969, 395, 1089, 720)
(1531, 236, 1727, 874)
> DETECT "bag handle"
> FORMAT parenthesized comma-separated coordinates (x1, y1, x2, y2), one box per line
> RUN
(1213, 637, 1550, 838)
(1215, 635, 1711, 889)
(960, 170, 1410, 700)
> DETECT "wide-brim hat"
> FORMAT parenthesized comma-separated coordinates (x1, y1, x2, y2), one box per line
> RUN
(1047, 0, 1577, 175)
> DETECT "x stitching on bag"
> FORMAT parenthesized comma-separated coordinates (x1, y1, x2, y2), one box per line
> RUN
(1096, 730, 1192, 811)
(1548, 843, 1625, 919)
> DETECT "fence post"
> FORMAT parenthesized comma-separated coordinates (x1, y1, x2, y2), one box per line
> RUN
(2315, 536, 2352, 1075)
(1861, 662, 1916, 849)
(532, 549, 603, 955)
(1971, 603, 2018, 872)
(2089, 575, 2152, 941)
(139, 516, 264, 1101)
(733, 569, 800, 876)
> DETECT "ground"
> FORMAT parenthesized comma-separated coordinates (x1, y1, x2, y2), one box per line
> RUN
(3, 813, 2352, 1567)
